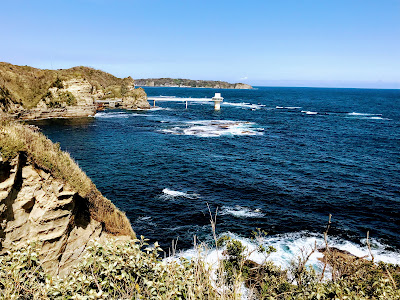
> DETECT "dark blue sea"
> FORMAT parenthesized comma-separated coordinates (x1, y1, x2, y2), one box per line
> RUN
(31, 87, 400, 265)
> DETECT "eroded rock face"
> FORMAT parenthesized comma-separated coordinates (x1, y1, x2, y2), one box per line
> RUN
(121, 87, 150, 109)
(234, 83, 253, 89)
(0, 154, 124, 276)
(17, 106, 97, 120)
(63, 78, 94, 106)
(17, 78, 97, 120)
(15, 78, 150, 119)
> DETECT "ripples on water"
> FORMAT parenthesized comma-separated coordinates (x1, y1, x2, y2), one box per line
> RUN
(32, 87, 400, 264)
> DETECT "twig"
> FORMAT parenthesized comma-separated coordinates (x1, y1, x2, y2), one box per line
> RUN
(320, 214, 332, 282)
(324, 214, 332, 251)
(366, 231, 374, 263)
(295, 242, 317, 285)
(206, 202, 219, 249)
(90, 264, 102, 292)
(384, 264, 397, 290)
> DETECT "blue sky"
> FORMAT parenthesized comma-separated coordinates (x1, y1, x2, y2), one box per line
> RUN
(1, 0, 399, 88)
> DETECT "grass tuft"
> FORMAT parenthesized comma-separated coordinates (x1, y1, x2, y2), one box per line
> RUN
(0, 120, 134, 237)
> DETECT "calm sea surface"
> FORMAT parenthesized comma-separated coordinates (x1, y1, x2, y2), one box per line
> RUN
(31, 87, 400, 263)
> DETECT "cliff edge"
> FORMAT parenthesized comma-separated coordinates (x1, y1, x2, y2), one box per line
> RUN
(0, 121, 135, 275)
(0, 62, 150, 120)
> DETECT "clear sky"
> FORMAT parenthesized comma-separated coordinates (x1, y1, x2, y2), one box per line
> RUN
(1, 0, 399, 88)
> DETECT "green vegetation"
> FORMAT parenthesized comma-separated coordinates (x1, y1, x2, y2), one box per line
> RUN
(0, 62, 138, 109)
(0, 121, 398, 299)
(0, 239, 218, 299)
(216, 234, 399, 299)
(50, 77, 64, 89)
(134, 78, 252, 89)
(58, 91, 77, 106)
(0, 120, 134, 237)
(0, 233, 398, 299)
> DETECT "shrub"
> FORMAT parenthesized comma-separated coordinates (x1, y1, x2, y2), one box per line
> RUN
(58, 91, 77, 106)
(50, 78, 64, 89)
(0, 121, 134, 237)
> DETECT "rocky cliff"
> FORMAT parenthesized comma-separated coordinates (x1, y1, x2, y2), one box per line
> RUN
(135, 78, 253, 89)
(0, 121, 135, 276)
(0, 62, 150, 119)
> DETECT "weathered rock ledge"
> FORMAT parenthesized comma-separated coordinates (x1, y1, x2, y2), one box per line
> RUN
(0, 123, 135, 276)
(0, 62, 150, 120)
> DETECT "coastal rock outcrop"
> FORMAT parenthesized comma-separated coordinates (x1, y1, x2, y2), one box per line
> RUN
(0, 122, 135, 276)
(234, 83, 253, 89)
(0, 62, 150, 119)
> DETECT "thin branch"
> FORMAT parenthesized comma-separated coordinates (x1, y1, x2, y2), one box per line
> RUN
(384, 264, 397, 290)
(320, 214, 332, 282)
(366, 231, 374, 263)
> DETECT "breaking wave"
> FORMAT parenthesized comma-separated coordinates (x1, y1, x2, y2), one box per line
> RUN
(276, 106, 302, 109)
(160, 120, 264, 137)
(220, 205, 264, 218)
(161, 188, 200, 199)
(175, 231, 400, 274)
(301, 110, 318, 115)
(94, 112, 130, 118)
(346, 112, 391, 120)
(223, 102, 266, 110)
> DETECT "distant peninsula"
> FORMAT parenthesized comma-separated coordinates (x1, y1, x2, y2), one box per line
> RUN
(135, 78, 253, 89)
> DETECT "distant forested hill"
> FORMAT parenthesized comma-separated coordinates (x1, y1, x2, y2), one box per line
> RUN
(135, 78, 252, 89)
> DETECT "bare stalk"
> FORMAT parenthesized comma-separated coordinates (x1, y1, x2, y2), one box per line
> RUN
(320, 214, 332, 282)
(384, 264, 397, 290)
(207, 203, 219, 250)
(366, 231, 374, 263)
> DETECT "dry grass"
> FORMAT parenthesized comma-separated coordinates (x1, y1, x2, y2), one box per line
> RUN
(0, 120, 134, 237)
(0, 62, 136, 109)
(1, 213, 398, 299)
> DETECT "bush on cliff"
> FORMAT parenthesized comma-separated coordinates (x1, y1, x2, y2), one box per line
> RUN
(0, 62, 141, 109)
(0, 120, 134, 237)
(1, 121, 398, 299)
(0, 236, 399, 300)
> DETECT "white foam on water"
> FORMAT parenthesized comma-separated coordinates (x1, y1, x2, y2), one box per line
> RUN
(160, 120, 264, 137)
(275, 106, 302, 110)
(348, 112, 382, 116)
(220, 205, 264, 218)
(301, 110, 318, 115)
(223, 102, 266, 110)
(346, 112, 391, 120)
(94, 112, 130, 118)
(174, 231, 400, 276)
(136, 216, 152, 222)
(161, 188, 200, 199)
(149, 107, 173, 111)
(369, 116, 391, 120)
(94, 111, 154, 118)
(168, 232, 399, 299)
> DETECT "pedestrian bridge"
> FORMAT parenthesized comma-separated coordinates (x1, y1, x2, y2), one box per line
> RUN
(147, 93, 224, 110)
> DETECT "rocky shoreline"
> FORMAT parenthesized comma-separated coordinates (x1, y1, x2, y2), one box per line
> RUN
(0, 63, 150, 120)
(0, 122, 134, 276)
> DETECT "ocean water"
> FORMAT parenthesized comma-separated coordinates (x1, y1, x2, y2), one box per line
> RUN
(31, 86, 400, 266)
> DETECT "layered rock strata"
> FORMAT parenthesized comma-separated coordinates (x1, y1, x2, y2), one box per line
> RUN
(0, 153, 132, 276)
(0, 62, 150, 119)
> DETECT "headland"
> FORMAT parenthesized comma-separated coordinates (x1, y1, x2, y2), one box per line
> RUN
(0, 62, 150, 120)
(135, 77, 253, 89)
